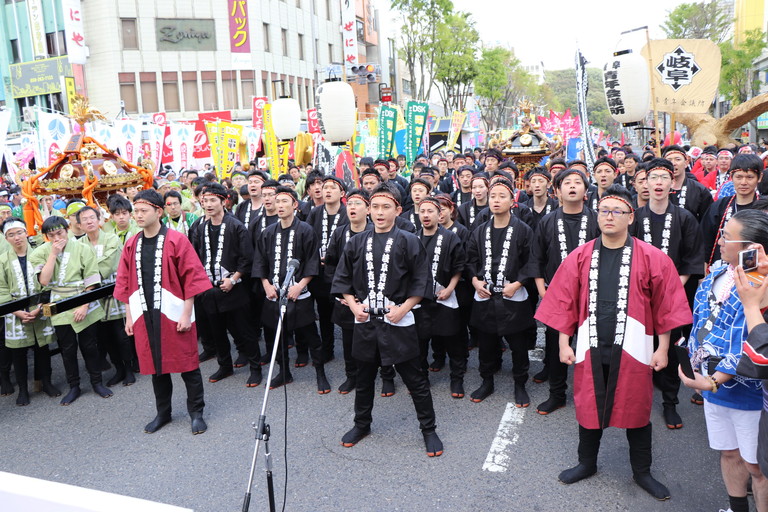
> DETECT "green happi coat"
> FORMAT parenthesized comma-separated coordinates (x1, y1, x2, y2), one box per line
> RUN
(102, 220, 141, 245)
(30, 240, 103, 333)
(0, 249, 55, 348)
(77, 231, 124, 321)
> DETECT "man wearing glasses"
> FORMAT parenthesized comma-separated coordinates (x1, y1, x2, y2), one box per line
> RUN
(536, 184, 691, 500)
(630, 158, 704, 430)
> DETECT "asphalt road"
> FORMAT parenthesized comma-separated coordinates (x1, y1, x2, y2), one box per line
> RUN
(0, 330, 735, 512)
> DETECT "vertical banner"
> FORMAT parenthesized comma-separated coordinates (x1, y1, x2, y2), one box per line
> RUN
(26, 0, 47, 59)
(377, 105, 398, 159)
(307, 108, 321, 135)
(192, 120, 211, 160)
(0, 110, 12, 175)
(63, 77, 77, 114)
(114, 119, 142, 165)
(251, 96, 267, 151)
(405, 101, 429, 168)
(445, 111, 467, 153)
(146, 122, 164, 167)
(575, 48, 596, 169)
(263, 103, 280, 178)
(61, 0, 87, 64)
(170, 123, 195, 170)
(243, 127, 261, 162)
(217, 122, 244, 179)
(228, 0, 250, 53)
(37, 111, 71, 165)
(340, 0, 358, 77)
(205, 123, 221, 174)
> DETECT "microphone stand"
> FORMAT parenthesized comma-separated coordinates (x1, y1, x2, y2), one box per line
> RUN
(242, 273, 293, 512)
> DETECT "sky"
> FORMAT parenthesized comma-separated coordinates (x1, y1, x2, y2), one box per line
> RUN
(379, 0, 693, 71)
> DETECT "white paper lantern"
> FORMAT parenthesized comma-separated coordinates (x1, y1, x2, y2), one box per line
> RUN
(316, 80, 357, 144)
(271, 97, 301, 140)
(603, 50, 650, 126)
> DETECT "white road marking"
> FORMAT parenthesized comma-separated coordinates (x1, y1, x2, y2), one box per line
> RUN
(482, 402, 526, 472)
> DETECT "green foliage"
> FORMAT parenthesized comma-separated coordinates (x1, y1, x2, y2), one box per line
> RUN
(545, 68, 617, 134)
(433, 12, 480, 112)
(660, 1, 732, 43)
(391, 0, 454, 101)
(719, 29, 768, 105)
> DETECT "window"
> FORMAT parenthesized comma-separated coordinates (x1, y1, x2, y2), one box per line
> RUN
(241, 71, 255, 106)
(140, 73, 158, 113)
(281, 29, 288, 57)
(305, 84, 312, 108)
(119, 73, 138, 114)
(9, 39, 20, 63)
(298, 34, 304, 61)
(263, 23, 270, 52)
(328, 43, 333, 62)
(202, 72, 218, 110)
(296, 0, 301, 6)
(45, 31, 65, 56)
(222, 71, 237, 110)
(325, 0, 331, 20)
(262, 78, 269, 99)
(402, 79, 412, 95)
(121, 19, 138, 50)
(162, 73, 180, 112)
(182, 72, 199, 111)
(356, 20, 365, 42)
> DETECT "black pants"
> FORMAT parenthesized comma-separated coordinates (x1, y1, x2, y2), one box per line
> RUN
(653, 330, 681, 407)
(195, 302, 215, 354)
(434, 335, 467, 380)
(314, 293, 335, 362)
(340, 327, 396, 381)
(151, 369, 205, 418)
(55, 324, 102, 388)
(545, 326, 571, 400)
(354, 353, 436, 432)
(577, 423, 654, 475)
(476, 329, 530, 382)
(0, 341, 12, 378)
(11, 344, 52, 387)
(205, 305, 261, 371)
(264, 323, 323, 367)
(98, 319, 134, 371)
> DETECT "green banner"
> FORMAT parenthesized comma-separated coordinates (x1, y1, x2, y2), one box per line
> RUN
(377, 105, 398, 159)
(405, 101, 429, 167)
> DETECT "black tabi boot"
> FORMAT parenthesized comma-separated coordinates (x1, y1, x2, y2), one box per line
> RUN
(316, 365, 331, 394)
(470, 377, 494, 403)
(246, 367, 262, 388)
(423, 431, 444, 457)
(41, 378, 61, 397)
(190, 412, 207, 435)
(60, 386, 82, 406)
(0, 371, 13, 396)
(628, 424, 670, 500)
(338, 377, 356, 394)
(341, 426, 370, 447)
(537, 395, 566, 415)
(208, 366, 234, 383)
(559, 426, 601, 484)
(106, 360, 126, 387)
(450, 378, 465, 399)
(380, 378, 396, 397)
(514, 382, 530, 408)
(269, 365, 293, 389)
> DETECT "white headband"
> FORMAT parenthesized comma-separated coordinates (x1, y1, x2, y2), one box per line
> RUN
(2, 220, 26, 235)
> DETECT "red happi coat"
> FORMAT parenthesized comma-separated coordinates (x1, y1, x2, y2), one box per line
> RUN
(535, 237, 691, 429)
(114, 228, 211, 375)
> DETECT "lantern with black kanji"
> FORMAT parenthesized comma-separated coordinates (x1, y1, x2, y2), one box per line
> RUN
(603, 50, 650, 126)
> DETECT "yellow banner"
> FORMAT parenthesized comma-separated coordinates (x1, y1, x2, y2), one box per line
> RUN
(218, 122, 243, 180)
(64, 77, 77, 115)
(263, 103, 280, 178)
(641, 39, 722, 114)
(446, 111, 466, 152)
(205, 122, 221, 176)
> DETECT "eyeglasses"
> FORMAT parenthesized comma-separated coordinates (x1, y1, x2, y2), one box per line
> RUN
(718, 228, 754, 244)
(647, 173, 672, 182)
(597, 209, 631, 218)
(346, 200, 368, 207)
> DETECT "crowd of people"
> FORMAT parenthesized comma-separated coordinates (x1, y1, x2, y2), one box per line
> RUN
(2, 140, 768, 509)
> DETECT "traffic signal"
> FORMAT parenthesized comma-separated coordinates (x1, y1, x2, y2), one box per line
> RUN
(350, 63, 380, 84)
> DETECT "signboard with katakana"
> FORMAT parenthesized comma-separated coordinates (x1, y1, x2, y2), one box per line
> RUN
(641, 39, 721, 114)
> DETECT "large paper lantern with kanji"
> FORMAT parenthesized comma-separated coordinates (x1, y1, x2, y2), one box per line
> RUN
(316, 79, 356, 145)
(603, 50, 650, 126)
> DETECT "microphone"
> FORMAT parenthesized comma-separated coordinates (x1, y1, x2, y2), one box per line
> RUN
(280, 259, 300, 294)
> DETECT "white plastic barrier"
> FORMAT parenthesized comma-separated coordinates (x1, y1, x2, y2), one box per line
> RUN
(0, 471, 193, 512)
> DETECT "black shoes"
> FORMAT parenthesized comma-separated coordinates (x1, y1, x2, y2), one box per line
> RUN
(429, 359, 445, 372)
(0, 372, 14, 396)
(514, 383, 530, 408)
(559, 463, 597, 484)
(450, 378, 465, 399)
(470, 378, 494, 403)
(537, 396, 566, 415)
(144, 415, 172, 434)
(198, 349, 216, 363)
(633, 472, 670, 500)
(690, 392, 704, 405)
(269, 369, 293, 389)
(316, 365, 331, 394)
(295, 352, 309, 368)
(122, 370, 136, 386)
(208, 367, 234, 383)
(190, 412, 207, 435)
(41, 379, 61, 397)
(106, 368, 126, 387)
(423, 431, 444, 457)
(60, 386, 81, 406)
(338, 377, 356, 394)
(246, 368, 262, 387)
(93, 383, 114, 398)
(532, 368, 549, 383)
(663, 405, 683, 429)
(380, 379, 395, 397)
(16, 386, 30, 406)
(233, 353, 248, 368)
(341, 426, 370, 447)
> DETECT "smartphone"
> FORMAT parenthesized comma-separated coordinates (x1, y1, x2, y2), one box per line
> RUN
(674, 338, 695, 380)
(740, 248, 758, 272)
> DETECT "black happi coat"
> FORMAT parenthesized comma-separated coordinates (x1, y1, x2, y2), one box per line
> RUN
(531, 207, 600, 284)
(417, 226, 466, 337)
(457, 200, 490, 232)
(190, 214, 253, 313)
(399, 208, 423, 231)
(394, 215, 417, 233)
(451, 189, 472, 208)
(234, 200, 264, 230)
(670, 177, 713, 222)
(330, 226, 432, 366)
(701, 195, 757, 265)
(252, 216, 321, 330)
(523, 196, 559, 231)
(325, 222, 372, 329)
(466, 215, 536, 335)
(630, 202, 704, 276)
(306, 204, 349, 296)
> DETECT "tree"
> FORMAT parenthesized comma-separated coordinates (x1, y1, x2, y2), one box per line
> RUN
(545, 68, 619, 136)
(391, 0, 453, 102)
(473, 46, 538, 131)
(432, 12, 480, 113)
(719, 29, 768, 105)
(660, 1, 732, 43)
